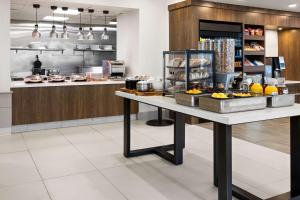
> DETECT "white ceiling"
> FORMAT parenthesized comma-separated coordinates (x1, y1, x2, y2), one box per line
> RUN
(206, 0, 300, 12)
(10, 0, 136, 25)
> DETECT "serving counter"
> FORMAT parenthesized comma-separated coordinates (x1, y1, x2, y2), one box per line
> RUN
(116, 91, 300, 200)
(11, 81, 138, 126)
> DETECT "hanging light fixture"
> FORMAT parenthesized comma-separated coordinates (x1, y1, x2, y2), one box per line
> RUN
(87, 9, 95, 40)
(32, 4, 41, 39)
(61, 7, 69, 39)
(101, 10, 109, 40)
(49, 6, 58, 39)
(77, 8, 85, 40)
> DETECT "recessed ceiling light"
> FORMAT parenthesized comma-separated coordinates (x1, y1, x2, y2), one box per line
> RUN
(278, 27, 283, 31)
(288, 4, 297, 8)
(43, 16, 69, 22)
(54, 8, 79, 15)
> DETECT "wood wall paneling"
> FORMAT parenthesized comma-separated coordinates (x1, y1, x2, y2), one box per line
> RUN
(278, 29, 300, 81)
(169, 0, 300, 51)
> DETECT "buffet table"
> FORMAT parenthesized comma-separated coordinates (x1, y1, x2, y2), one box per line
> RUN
(116, 91, 300, 200)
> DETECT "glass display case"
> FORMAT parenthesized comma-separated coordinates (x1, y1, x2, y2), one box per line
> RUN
(163, 50, 216, 95)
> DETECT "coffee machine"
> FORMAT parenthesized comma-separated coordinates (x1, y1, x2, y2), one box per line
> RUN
(265, 57, 286, 78)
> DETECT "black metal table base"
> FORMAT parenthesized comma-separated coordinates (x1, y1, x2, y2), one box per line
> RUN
(146, 107, 174, 127)
(123, 98, 185, 165)
(122, 96, 300, 200)
(213, 116, 300, 200)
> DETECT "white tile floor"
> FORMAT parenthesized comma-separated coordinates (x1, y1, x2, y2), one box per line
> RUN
(0, 120, 291, 200)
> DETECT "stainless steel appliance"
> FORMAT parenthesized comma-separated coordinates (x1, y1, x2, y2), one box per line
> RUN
(102, 60, 125, 78)
(266, 57, 286, 78)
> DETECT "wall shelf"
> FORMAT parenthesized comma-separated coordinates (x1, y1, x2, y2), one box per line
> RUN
(73, 48, 116, 55)
(11, 47, 64, 54)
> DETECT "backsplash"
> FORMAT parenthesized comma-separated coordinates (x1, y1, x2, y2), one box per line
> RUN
(10, 20, 116, 77)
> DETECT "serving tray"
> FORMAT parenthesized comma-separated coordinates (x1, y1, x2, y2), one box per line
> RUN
(267, 94, 295, 108)
(175, 92, 204, 107)
(198, 95, 267, 113)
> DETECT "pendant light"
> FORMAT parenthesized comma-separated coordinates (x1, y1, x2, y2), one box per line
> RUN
(61, 7, 69, 39)
(32, 4, 41, 39)
(49, 6, 58, 39)
(101, 10, 109, 40)
(87, 9, 95, 40)
(77, 8, 85, 40)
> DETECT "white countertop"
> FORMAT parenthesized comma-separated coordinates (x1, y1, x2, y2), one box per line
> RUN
(11, 80, 125, 88)
(116, 91, 300, 125)
(285, 80, 300, 84)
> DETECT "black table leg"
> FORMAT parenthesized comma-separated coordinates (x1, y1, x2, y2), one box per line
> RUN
(122, 97, 184, 165)
(216, 122, 232, 200)
(174, 112, 185, 164)
(213, 122, 218, 187)
(291, 116, 300, 197)
(124, 98, 131, 157)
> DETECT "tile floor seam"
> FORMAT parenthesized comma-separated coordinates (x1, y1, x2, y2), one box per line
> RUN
(71, 140, 130, 200)
(20, 133, 54, 200)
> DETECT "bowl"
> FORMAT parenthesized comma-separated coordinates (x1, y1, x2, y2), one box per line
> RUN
(28, 42, 42, 49)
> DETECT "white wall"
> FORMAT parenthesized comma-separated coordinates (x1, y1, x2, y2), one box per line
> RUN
(265, 30, 279, 57)
(0, 0, 10, 93)
(117, 11, 140, 76)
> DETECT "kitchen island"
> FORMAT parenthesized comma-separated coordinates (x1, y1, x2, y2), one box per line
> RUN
(116, 91, 300, 200)
(11, 81, 138, 129)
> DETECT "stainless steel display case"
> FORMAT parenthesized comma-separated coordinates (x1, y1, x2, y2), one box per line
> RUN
(163, 50, 216, 95)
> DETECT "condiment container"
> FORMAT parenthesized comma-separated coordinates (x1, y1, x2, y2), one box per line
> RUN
(136, 81, 151, 92)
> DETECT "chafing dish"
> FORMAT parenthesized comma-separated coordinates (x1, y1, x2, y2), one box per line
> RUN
(71, 73, 87, 82)
(48, 74, 65, 82)
(267, 94, 295, 108)
(24, 75, 43, 83)
(198, 95, 267, 113)
(175, 93, 204, 107)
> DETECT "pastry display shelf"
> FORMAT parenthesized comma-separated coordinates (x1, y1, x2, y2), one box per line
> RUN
(166, 64, 210, 69)
(166, 77, 211, 82)
(244, 50, 265, 56)
(11, 47, 64, 54)
(244, 35, 265, 41)
(243, 65, 265, 73)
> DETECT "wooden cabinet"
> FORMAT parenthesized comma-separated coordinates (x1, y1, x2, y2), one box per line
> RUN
(11, 84, 138, 125)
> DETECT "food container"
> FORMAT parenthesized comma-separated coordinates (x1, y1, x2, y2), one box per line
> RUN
(71, 73, 87, 82)
(198, 95, 267, 113)
(267, 94, 295, 108)
(137, 81, 151, 92)
(125, 79, 140, 90)
(90, 44, 100, 50)
(86, 72, 104, 81)
(102, 45, 113, 50)
(175, 93, 203, 107)
(24, 75, 43, 83)
(48, 74, 65, 82)
(28, 42, 42, 49)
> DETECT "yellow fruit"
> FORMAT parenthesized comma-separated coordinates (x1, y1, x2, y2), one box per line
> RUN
(212, 93, 228, 99)
(186, 89, 202, 95)
(250, 83, 263, 94)
(265, 85, 278, 96)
